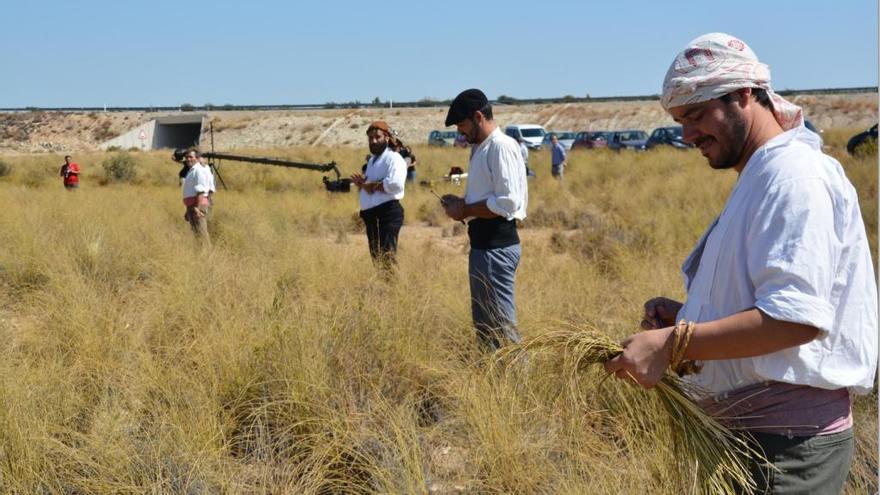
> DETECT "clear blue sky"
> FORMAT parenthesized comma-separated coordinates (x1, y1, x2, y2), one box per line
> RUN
(1, 0, 876, 107)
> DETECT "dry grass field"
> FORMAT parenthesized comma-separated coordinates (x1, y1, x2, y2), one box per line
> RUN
(0, 128, 876, 493)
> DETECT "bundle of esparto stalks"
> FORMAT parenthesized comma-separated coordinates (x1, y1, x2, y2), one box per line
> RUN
(491, 325, 763, 495)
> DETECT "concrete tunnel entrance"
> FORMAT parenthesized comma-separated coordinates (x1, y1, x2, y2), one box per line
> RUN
(154, 121, 202, 149)
(99, 113, 206, 151)
(152, 114, 205, 149)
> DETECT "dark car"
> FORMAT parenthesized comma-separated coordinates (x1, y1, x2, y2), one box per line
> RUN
(847, 123, 877, 155)
(646, 126, 693, 149)
(428, 130, 468, 148)
(571, 131, 609, 150)
(607, 130, 649, 151)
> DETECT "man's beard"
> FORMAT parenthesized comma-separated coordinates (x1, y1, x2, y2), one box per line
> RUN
(370, 142, 387, 155)
(463, 128, 481, 144)
(704, 106, 748, 170)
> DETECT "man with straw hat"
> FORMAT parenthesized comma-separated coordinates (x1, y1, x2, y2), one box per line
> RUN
(604, 33, 877, 493)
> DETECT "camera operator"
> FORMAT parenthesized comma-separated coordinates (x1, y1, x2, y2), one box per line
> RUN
(198, 155, 217, 219)
(177, 148, 212, 244)
(391, 137, 418, 184)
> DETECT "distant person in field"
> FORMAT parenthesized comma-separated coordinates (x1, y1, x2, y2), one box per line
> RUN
(59, 155, 80, 189)
(517, 136, 535, 178)
(603, 33, 877, 494)
(199, 155, 217, 219)
(179, 148, 212, 244)
(550, 134, 566, 179)
(442, 89, 528, 351)
(350, 121, 406, 273)
(395, 139, 418, 184)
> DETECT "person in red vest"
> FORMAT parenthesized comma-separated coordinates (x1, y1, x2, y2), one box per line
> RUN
(59, 155, 80, 189)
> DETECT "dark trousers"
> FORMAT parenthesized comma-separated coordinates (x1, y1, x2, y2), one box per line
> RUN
(360, 200, 404, 269)
(739, 429, 854, 494)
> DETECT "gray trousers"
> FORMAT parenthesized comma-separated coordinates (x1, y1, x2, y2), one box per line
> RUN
(469, 244, 522, 351)
(741, 429, 854, 494)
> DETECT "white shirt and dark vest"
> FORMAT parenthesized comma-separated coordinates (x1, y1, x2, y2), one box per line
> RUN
(464, 127, 528, 248)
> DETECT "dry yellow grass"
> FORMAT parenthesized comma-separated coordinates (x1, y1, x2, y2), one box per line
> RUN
(0, 130, 875, 493)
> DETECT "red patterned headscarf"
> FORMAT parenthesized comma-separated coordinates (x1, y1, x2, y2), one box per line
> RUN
(661, 33, 803, 131)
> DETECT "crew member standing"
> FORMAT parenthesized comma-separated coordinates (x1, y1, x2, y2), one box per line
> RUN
(550, 134, 566, 179)
(442, 89, 528, 351)
(199, 155, 217, 220)
(59, 155, 81, 190)
(180, 148, 212, 244)
(399, 142, 418, 184)
(517, 136, 534, 178)
(351, 121, 407, 272)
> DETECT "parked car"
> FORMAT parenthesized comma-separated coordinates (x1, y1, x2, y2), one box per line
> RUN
(607, 130, 649, 151)
(847, 123, 878, 155)
(542, 131, 577, 150)
(571, 131, 609, 150)
(428, 130, 467, 147)
(646, 126, 693, 149)
(504, 124, 546, 150)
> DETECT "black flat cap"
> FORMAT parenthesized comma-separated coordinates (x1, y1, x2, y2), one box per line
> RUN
(445, 88, 488, 126)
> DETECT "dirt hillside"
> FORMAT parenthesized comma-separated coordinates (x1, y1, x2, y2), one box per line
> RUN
(0, 93, 875, 154)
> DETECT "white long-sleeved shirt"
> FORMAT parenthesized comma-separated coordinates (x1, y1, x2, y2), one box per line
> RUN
(678, 126, 878, 395)
(182, 163, 212, 199)
(359, 147, 406, 211)
(464, 127, 528, 221)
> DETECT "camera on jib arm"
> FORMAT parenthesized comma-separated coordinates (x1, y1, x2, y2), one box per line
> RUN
(172, 148, 193, 180)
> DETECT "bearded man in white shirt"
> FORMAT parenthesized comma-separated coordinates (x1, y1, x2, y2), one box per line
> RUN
(442, 89, 529, 351)
(604, 33, 877, 494)
(351, 120, 407, 273)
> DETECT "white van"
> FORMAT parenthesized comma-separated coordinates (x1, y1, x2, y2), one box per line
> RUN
(504, 124, 546, 150)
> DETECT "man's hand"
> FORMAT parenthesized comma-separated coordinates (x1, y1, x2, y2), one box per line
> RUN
(641, 297, 683, 330)
(441, 195, 465, 221)
(350, 173, 366, 188)
(366, 181, 384, 194)
(604, 327, 675, 389)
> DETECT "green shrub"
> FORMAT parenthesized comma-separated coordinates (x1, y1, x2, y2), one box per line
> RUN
(102, 152, 138, 183)
(0, 159, 12, 177)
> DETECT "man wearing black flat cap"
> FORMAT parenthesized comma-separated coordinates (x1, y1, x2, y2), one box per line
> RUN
(441, 88, 529, 351)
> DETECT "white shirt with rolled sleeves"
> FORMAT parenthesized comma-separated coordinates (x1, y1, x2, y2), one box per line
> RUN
(677, 126, 878, 396)
(359, 147, 407, 211)
(207, 167, 216, 194)
(182, 163, 212, 199)
(464, 127, 528, 221)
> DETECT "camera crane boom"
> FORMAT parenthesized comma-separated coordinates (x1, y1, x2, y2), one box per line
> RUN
(174, 122, 352, 192)
(200, 151, 351, 192)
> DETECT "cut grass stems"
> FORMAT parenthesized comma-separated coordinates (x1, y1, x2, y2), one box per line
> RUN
(491, 325, 766, 495)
